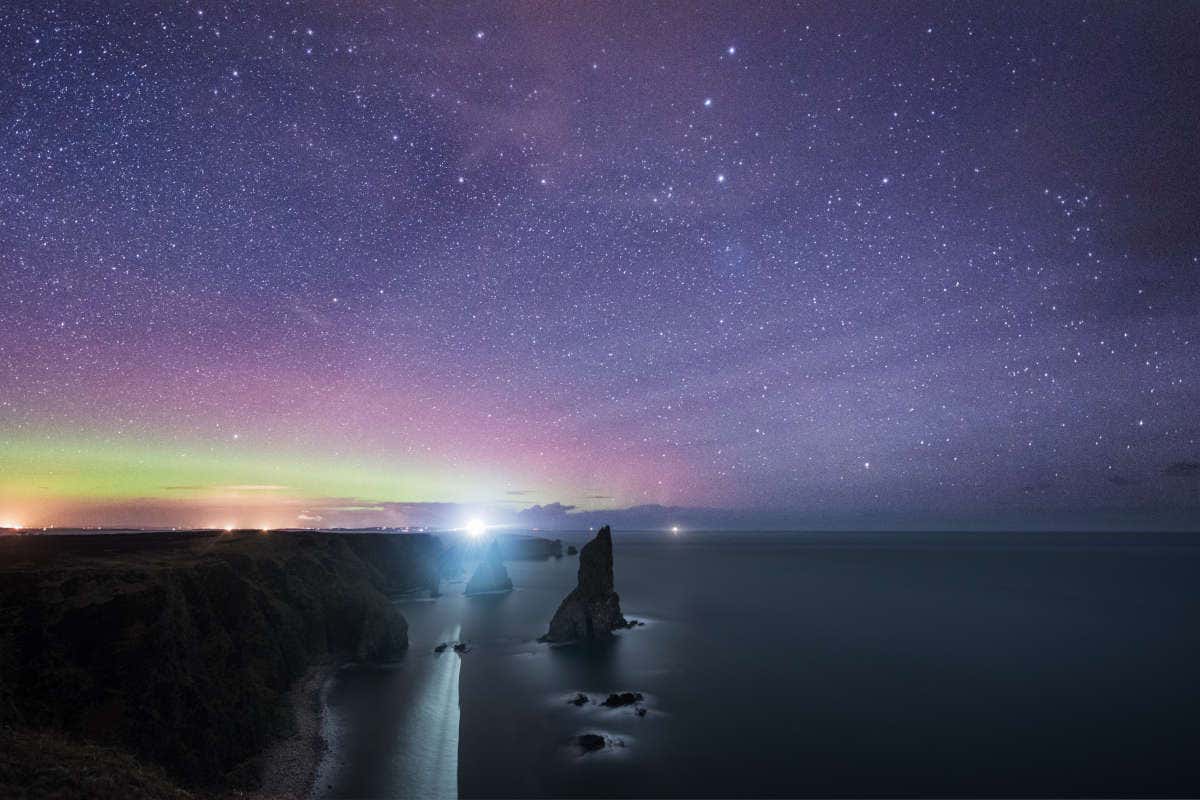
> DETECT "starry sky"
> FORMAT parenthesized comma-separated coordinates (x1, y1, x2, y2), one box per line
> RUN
(1, 2, 1198, 531)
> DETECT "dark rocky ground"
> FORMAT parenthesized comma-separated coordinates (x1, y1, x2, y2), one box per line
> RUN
(0, 530, 440, 797)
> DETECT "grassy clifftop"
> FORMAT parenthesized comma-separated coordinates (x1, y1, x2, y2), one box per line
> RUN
(0, 530, 439, 792)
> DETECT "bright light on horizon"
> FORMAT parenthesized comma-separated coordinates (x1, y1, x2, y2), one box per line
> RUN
(1, 520, 21, 531)
(465, 518, 487, 538)
(671, 525, 680, 535)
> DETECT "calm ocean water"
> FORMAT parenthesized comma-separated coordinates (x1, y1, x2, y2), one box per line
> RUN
(314, 531, 1200, 798)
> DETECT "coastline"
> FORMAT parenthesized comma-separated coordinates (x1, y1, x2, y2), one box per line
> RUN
(257, 664, 333, 800)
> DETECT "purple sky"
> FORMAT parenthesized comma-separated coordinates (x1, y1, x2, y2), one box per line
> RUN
(1, 2, 1198, 530)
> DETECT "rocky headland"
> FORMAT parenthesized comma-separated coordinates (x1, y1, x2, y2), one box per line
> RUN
(495, 533, 563, 560)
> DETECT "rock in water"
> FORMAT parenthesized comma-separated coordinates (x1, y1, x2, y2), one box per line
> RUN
(577, 733, 606, 752)
(464, 539, 513, 595)
(601, 691, 643, 707)
(541, 525, 628, 642)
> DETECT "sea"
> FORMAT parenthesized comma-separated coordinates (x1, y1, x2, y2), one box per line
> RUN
(312, 530, 1200, 798)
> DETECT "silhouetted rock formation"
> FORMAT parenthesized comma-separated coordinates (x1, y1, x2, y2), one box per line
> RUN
(601, 692, 643, 707)
(566, 544, 578, 555)
(495, 533, 563, 560)
(464, 539, 513, 595)
(577, 734, 606, 752)
(541, 525, 628, 642)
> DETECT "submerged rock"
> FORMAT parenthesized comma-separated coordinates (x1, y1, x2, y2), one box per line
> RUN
(601, 692, 643, 708)
(540, 525, 628, 642)
(464, 540, 513, 595)
(577, 734, 606, 752)
(566, 545, 578, 555)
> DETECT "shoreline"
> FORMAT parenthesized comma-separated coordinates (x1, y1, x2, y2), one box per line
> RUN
(257, 664, 333, 800)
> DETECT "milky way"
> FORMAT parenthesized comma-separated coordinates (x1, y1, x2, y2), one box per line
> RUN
(1, 3, 1197, 529)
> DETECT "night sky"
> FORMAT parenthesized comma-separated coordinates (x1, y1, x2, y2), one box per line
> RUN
(1, 2, 1198, 530)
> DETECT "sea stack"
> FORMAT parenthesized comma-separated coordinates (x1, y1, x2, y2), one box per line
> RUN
(464, 539, 513, 595)
(541, 525, 628, 642)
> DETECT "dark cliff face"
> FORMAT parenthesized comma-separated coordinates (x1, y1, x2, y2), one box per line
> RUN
(342, 531, 443, 596)
(464, 539, 514, 595)
(0, 531, 437, 790)
(541, 526, 628, 642)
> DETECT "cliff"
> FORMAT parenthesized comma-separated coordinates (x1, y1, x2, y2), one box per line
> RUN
(341, 531, 443, 596)
(0, 530, 438, 793)
(541, 526, 629, 642)
(495, 533, 563, 560)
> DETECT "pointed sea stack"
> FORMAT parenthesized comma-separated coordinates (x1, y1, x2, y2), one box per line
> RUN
(464, 539, 513, 595)
(541, 525, 628, 642)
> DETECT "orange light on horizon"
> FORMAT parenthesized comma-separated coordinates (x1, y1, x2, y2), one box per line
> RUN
(1, 520, 22, 531)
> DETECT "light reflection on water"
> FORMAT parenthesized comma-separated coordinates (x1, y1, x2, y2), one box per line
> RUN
(392, 623, 460, 800)
(315, 622, 461, 800)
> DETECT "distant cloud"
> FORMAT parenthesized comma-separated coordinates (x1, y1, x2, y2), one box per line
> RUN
(1164, 460, 1200, 478)
(161, 484, 290, 492)
(584, 494, 614, 500)
(223, 484, 290, 492)
(515, 503, 577, 524)
(505, 489, 534, 496)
